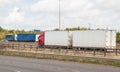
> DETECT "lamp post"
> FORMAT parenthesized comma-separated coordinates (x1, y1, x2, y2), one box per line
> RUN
(59, 0, 61, 30)
(88, 23, 91, 30)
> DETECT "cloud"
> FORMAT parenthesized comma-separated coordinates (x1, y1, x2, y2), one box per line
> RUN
(0, 0, 19, 7)
(93, 0, 120, 10)
(4, 7, 25, 24)
(0, 16, 2, 20)
(22, 0, 120, 31)
(30, 0, 90, 12)
(1, 0, 120, 31)
(30, 0, 59, 13)
(30, 0, 101, 18)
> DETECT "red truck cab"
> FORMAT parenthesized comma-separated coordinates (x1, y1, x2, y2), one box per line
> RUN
(38, 32, 44, 47)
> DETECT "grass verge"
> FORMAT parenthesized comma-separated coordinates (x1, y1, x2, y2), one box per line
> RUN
(0, 51, 120, 67)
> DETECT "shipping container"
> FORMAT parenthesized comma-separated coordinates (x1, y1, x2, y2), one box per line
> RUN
(17, 34, 36, 42)
(72, 30, 116, 48)
(45, 31, 72, 47)
(5, 35, 15, 41)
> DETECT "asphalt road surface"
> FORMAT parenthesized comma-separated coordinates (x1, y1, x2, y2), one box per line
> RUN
(0, 55, 120, 72)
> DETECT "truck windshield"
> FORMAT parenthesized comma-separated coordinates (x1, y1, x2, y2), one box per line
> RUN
(38, 36, 41, 40)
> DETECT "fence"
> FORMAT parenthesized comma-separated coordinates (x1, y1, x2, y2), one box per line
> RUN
(0, 43, 120, 57)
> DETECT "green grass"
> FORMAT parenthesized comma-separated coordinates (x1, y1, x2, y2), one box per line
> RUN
(0, 51, 120, 67)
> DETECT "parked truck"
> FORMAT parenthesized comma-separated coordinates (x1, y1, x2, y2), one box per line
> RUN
(38, 30, 116, 49)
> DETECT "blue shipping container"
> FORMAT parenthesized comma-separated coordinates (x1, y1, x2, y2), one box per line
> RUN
(6, 35, 15, 41)
(17, 34, 36, 42)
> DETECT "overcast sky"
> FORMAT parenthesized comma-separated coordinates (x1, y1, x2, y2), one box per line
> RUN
(0, 0, 120, 31)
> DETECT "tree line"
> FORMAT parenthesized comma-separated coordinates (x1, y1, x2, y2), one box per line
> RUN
(0, 26, 37, 40)
(0, 26, 120, 43)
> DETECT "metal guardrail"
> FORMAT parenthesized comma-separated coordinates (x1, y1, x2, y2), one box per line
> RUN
(0, 43, 120, 57)
(0, 50, 120, 62)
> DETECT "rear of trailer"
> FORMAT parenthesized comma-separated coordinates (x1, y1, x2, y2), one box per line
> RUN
(35, 34, 40, 42)
(5, 35, 15, 41)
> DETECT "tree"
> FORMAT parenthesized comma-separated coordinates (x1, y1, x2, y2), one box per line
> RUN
(117, 33, 120, 43)
(53, 28, 60, 31)
(65, 27, 87, 31)
(0, 26, 5, 32)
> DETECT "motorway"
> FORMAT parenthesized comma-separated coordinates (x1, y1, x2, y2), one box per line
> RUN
(0, 55, 120, 72)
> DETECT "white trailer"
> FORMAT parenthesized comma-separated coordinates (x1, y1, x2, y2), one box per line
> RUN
(72, 30, 116, 49)
(45, 31, 72, 47)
